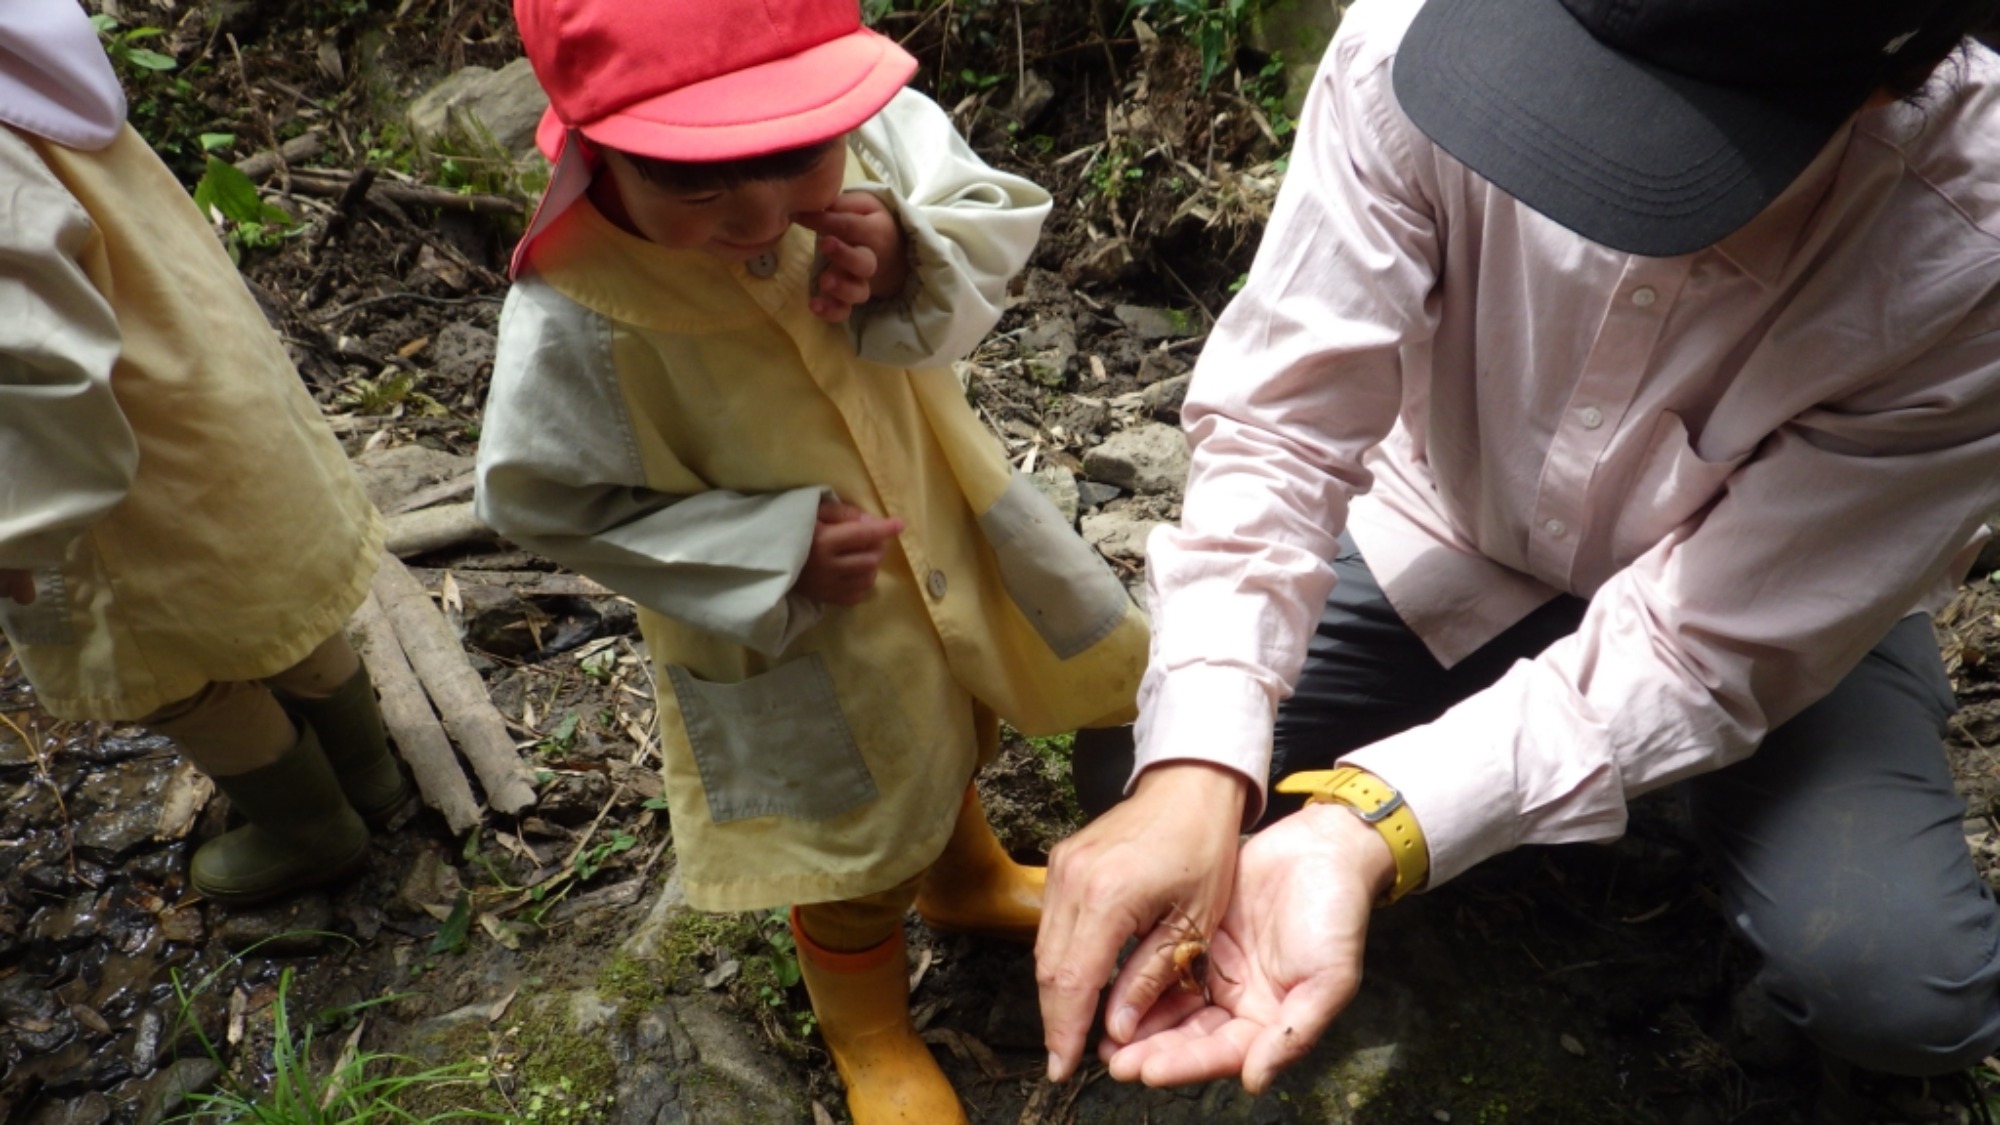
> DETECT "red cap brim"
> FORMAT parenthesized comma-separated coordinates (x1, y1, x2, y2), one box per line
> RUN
(536, 28, 915, 163)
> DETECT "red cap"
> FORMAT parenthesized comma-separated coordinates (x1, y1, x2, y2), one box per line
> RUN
(516, 0, 917, 163)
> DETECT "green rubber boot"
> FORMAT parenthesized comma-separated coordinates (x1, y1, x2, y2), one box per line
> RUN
(190, 726, 372, 904)
(281, 665, 411, 825)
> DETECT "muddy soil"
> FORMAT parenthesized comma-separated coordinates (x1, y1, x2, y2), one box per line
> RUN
(5, 2, 2000, 1123)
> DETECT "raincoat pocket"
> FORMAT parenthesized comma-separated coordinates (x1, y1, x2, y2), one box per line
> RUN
(978, 472, 1130, 659)
(665, 653, 879, 825)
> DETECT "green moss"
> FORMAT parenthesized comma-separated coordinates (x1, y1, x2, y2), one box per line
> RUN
(654, 911, 765, 987)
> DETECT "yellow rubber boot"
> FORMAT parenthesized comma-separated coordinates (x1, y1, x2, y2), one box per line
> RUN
(914, 787, 1045, 944)
(790, 911, 969, 1125)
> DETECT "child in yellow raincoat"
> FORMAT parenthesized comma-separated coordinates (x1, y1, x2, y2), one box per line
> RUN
(0, 0, 404, 904)
(474, 0, 1148, 1119)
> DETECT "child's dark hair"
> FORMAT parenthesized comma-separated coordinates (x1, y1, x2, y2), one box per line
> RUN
(617, 138, 842, 194)
(1881, 0, 2000, 100)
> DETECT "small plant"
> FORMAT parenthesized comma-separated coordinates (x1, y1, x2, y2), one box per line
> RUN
(168, 961, 500, 1123)
(533, 711, 582, 757)
(1126, 0, 1252, 89)
(572, 829, 638, 882)
(957, 67, 1005, 93)
(1247, 54, 1299, 140)
(1086, 138, 1150, 202)
(334, 370, 446, 417)
(89, 14, 178, 76)
(741, 909, 816, 1041)
(191, 153, 305, 264)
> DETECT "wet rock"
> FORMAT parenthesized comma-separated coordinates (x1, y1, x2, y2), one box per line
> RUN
(127, 1056, 222, 1125)
(25, 1090, 111, 1125)
(212, 894, 335, 954)
(73, 758, 181, 861)
(125, 1005, 166, 1071)
(68, 731, 176, 767)
(0, 779, 67, 839)
(1082, 422, 1191, 495)
(156, 904, 205, 946)
(25, 888, 108, 950)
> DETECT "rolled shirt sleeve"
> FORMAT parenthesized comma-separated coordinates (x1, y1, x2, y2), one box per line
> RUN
(1133, 22, 1440, 823)
(1349, 328, 2000, 885)
(844, 88, 1052, 369)
(0, 126, 136, 570)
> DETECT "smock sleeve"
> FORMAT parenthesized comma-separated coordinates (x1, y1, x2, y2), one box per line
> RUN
(0, 126, 136, 571)
(475, 280, 829, 658)
(843, 87, 1051, 368)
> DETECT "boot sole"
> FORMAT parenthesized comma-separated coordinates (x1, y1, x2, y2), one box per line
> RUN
(193, 836, 372, 906)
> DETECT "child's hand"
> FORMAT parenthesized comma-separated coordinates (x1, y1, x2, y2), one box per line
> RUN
(1, 570, 34, 606)
(797, 500, 906, 605)
(796, 192, 909, 324)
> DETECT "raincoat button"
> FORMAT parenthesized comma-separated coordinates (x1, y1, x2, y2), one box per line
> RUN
(747, 252, 778, 279)
(926, 569, 948, 599)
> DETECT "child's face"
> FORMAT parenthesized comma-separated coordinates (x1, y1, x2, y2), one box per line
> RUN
(593, 146, 846, 263)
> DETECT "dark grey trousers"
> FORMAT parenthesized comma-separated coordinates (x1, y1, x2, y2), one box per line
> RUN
(1264, 536, 2000, 1076)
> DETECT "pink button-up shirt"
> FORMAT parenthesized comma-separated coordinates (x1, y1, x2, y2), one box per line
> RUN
(1137, 0, 2000, 887)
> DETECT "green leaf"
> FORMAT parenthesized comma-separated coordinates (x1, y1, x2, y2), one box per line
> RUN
(198, 133, 237, 152)
(125, 48, 178, 71)
(193, 157, 267, 225)
(428, 891, 473, 955)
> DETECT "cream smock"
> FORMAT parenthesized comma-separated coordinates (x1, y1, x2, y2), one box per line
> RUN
(0, 124, 384, 720)
(476, 88, 1149, 911)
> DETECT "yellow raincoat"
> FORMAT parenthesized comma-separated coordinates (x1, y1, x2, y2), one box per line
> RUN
(0, 124, 382, 720)
(477, 91, 1147, 910)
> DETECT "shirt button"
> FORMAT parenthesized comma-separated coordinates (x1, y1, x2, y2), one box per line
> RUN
(1579, 406, 1604, 429)
(926, 569, 948, 599)
(747, 252, 778, 279)
(1630, 286, 1658, 308)
(1544, 518, 1568, 537)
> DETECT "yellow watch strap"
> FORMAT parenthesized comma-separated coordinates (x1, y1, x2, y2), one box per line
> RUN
(1275, 766, 1429, 905)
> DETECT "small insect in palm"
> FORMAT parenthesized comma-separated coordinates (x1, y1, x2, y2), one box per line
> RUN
(1159, 902, 1238, 1004)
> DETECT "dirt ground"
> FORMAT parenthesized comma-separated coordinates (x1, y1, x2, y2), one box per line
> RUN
(5, 1, 2000, 1122)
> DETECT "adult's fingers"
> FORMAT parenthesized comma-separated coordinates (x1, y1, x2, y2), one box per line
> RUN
(1100, 913, 1213, 1044)
(1039, 765, 1250, 1080)
(1036, 840, 1140, 1082)
(1239, 974, 1352, 1095)
(1104, 1009, 1258, 1087)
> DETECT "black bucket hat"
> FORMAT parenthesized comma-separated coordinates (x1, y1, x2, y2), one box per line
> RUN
(1393, 0, 1972, 257)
